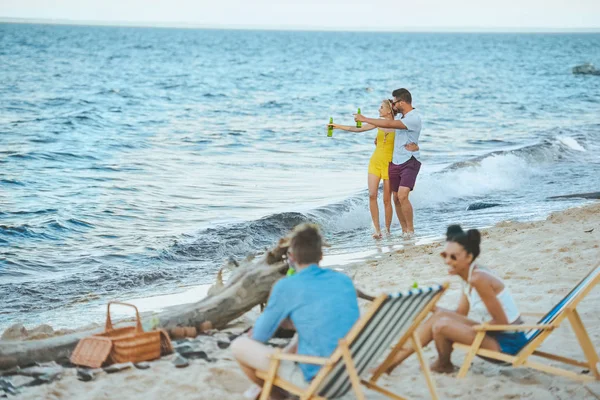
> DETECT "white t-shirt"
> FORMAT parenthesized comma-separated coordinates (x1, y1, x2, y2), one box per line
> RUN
(392, 109, 421, 165)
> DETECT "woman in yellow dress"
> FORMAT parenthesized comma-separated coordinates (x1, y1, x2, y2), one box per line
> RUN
(329, 100, 418, 238)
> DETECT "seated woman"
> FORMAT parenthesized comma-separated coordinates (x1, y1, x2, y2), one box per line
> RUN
(385, 224, 528, 374)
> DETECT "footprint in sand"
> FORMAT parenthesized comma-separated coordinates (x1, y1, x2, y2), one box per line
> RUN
(207, 367, 249, 393)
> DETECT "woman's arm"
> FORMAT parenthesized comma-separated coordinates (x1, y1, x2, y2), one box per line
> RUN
(471, 274, 510, 325)
(328, 123, 377, 133)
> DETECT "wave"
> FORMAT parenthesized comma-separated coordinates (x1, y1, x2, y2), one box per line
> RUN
(446, 142, 548, 171)
(163, 212, 312, 262)
(0, 223, 61, 242)
(412, 152, 534, 208)
(0, 204, 368, 314)
(0, 263, 179, 314)
(155, 150, 539, 263)
(0, 218, 95, 243)
(413, 135, 596, 207)
(0, 208, 58, 216)
(0, 179, 25, 186)
(556, 136, 586, 152)
(7, 151, 99, 162)
(260, 100, 291, 109)
(160, 134, 595, 264)
(1, 133, 595, 318)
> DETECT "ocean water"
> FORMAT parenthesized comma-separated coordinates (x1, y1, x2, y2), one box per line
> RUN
(1, 23, 599, 330)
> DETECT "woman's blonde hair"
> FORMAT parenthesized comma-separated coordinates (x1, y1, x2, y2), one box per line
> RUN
(383, 99, 397, 117)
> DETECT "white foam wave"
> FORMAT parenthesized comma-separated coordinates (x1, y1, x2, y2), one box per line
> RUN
(557, 136, 586, 152)
(411, 153, 535, 208)
(313, 153, 539, 233)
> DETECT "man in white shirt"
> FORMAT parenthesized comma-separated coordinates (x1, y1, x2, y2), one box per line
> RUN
(354, 88, 421, 238)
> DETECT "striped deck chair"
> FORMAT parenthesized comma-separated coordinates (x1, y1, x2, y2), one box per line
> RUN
(455, 263, 600, 382)
(257, 283, 448, 400)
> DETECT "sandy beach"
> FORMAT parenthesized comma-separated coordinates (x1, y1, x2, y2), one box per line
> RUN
(11, 202, 600, 400)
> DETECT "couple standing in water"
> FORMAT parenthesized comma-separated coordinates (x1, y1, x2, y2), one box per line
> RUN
(329, 88, 422, 239)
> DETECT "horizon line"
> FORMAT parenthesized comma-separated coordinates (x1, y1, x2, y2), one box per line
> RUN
(1, 17, 599, 33)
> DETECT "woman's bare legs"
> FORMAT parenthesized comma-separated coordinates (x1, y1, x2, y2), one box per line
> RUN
(430, 315, 501, 372)
(383, 179, 393, 235)
(384, 308, 500, 374)
(368, 173, 382, 238)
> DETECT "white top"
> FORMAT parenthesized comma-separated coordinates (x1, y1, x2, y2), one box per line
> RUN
(463, 264, 521, 324)
(392, 109, 421, 165)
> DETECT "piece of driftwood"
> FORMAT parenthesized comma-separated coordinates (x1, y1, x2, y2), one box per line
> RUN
(0, 237, 374, 370)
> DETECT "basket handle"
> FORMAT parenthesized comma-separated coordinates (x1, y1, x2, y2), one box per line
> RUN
(105, 301, 144, 333)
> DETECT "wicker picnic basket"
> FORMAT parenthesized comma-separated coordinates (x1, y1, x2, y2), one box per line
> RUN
(70, 301, 172, 368)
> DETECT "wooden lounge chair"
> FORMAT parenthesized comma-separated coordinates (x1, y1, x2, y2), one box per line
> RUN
(454, 263, 600, 382)
(256, 283, 449, 400)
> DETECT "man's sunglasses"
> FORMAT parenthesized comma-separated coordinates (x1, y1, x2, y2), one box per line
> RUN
(390, 99, 402, 105)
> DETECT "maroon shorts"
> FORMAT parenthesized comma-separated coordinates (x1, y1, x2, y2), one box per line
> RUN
(389, 156, 421, 192)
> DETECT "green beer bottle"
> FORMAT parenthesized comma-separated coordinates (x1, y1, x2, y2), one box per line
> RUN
(356, 108, 362, 128)
(328, 117, 334, 137)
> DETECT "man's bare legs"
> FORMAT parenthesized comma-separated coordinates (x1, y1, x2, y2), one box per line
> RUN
(396, 186, 415, 234)
(368, 173, 383, 238)
(231, 335, 298, 399)
(392, 191, 408, 233)
(383, 180, 393, 235)
(383, 309, 501, 374)
(231, 336, 276, 386)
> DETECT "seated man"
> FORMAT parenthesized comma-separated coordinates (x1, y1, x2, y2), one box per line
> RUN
(231, 223, 360, 396)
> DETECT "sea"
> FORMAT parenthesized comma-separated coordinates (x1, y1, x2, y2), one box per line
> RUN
(1, 23, 599, 331)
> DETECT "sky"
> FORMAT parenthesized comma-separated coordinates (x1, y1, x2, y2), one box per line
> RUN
(1, 0, 599, 31)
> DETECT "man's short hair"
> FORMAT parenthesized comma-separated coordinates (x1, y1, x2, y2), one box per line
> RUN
(290, 223, 323, 265)
(392, 88, 412, 104)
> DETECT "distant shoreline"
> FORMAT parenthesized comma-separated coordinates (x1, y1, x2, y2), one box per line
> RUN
(1, 17, 599, 33)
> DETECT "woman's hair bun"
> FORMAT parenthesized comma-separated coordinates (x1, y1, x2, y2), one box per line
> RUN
(446, 224, 464, 240)
(445, 225, 482, 260)
(466, 229, 481, 246)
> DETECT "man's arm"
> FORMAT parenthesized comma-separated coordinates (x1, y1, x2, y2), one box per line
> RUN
(353, 114, 407, 130)
(251, 282, 289, 342)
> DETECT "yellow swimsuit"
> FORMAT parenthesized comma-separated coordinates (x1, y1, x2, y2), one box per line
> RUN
(368, 129, 395, 179)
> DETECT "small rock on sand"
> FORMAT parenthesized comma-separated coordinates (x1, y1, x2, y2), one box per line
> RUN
(27, 324, 54, 340)
(1, 324, 28, 341)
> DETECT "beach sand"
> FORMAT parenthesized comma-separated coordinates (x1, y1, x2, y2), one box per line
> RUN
(14, 203, 600, 399)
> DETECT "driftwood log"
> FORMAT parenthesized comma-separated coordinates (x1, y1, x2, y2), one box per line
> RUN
(0, 238, 373, 370)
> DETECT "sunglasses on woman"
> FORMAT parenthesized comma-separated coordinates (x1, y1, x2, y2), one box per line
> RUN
(440, 251, 458, 261)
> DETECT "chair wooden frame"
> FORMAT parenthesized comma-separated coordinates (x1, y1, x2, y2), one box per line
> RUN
(256, 283, 449, 400)
(454, 264, 600, 382)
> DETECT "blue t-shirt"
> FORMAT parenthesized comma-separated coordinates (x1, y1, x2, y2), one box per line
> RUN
(252, 265, 360, 381)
